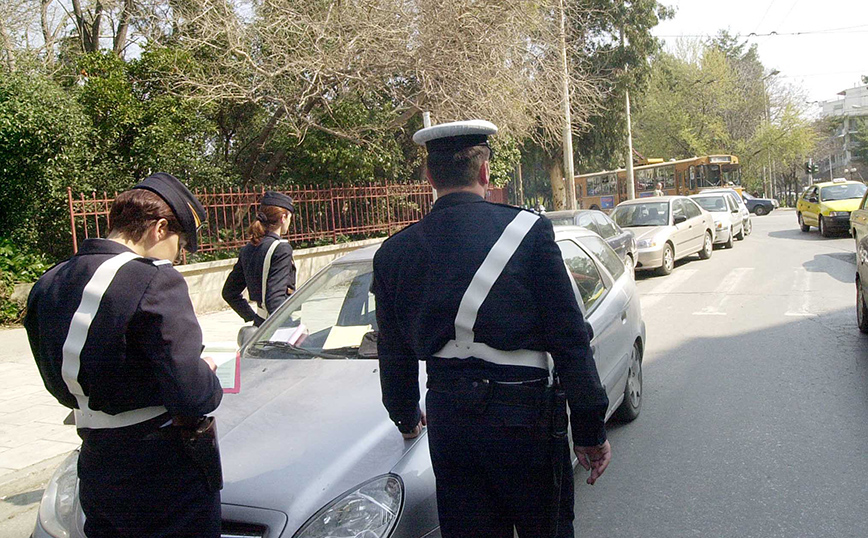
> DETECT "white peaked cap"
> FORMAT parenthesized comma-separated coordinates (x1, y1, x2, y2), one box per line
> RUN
(412, 120, 498, 147)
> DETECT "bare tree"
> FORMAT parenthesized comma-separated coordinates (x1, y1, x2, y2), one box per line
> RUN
(169, 0, 601, 183)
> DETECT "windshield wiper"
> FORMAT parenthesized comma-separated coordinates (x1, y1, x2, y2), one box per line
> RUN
(249, 340, 359, 360)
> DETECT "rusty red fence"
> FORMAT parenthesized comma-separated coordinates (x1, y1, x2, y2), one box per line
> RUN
(68, 183, 508, 262)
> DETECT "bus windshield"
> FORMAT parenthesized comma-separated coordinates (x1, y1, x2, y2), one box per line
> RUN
(612, 202, 670, 227)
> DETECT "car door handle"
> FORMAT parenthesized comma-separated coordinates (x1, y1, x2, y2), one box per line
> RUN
(621, 310, 628, 323)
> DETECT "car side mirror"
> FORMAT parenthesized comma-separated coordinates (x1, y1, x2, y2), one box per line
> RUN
(674, 214, 687, 224)
(732, 209, 739, 214)
(808, 197, 818, 203)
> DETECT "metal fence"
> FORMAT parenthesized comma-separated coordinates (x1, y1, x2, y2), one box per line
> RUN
(68, 183, 508, 262)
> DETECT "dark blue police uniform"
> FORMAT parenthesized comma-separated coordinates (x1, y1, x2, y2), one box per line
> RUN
(25, 238, 223, 537)
(372, 192, 609, 538)
(222, 231, 296, 325)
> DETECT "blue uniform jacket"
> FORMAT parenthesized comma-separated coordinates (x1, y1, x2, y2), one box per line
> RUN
(372, 192, 608, 446)
(24, 239, 223, 423)
(222, 232, 296, 323)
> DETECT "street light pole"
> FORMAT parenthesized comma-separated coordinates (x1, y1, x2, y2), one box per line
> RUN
(620, 19, 635, 201)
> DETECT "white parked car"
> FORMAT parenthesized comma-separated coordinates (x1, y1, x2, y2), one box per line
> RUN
(690, 193, 745, 248)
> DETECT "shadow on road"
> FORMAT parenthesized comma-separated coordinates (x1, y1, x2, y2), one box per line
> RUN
(804, 252, 857, 284)
(768, 228, 852, 242)
(1, 488, 43, 506)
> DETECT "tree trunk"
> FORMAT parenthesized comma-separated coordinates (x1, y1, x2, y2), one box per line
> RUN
(113, 0, 134, 56)
(41, 0, 55, 62)
(548, 159, 566, 210)
(241, 105, 286, 185)
(0, 20, 14, 72)
(90, 2, 103, 52)
(258, 148, 287, 183)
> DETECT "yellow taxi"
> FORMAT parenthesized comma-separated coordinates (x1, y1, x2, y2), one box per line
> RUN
(796, 178, 867, 237)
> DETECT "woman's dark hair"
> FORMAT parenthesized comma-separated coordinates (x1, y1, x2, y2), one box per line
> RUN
(108, 189, 183, 242)
(426, 145, 491, 190)
(248, 205, 290, 246)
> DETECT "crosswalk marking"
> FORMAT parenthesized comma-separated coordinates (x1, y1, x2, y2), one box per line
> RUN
(693, 268, 754, 316)
(785, 267, 817, 317)
(639, 269, 699, 310)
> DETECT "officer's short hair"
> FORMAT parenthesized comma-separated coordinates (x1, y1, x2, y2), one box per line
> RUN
(426, 145, 491, 190)
(109, 189, 184, 242)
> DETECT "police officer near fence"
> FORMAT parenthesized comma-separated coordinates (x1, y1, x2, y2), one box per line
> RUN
(222, 191, 297, 327)
(372, 120, 612, 538)
(25, 173, 224, 537)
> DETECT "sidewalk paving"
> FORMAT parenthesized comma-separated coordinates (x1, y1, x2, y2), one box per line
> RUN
(0, 308, 245, 488)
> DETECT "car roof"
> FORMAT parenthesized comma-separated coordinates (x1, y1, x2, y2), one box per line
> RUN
(333, 244, 379, 264)
(690, 192, 727, 198)
(552, 225, 598, 241)
(812, 179, 864, 188)
(545, 209, 599, 218)
(616, 196, 677, 206)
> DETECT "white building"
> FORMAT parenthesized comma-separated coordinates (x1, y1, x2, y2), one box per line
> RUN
(817, 84, 868, 180)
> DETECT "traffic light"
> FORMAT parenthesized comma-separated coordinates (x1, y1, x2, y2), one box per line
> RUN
(805, 162, 811, 174)
(812, 163, 819, 174)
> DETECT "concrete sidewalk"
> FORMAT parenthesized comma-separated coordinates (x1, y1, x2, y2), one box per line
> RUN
(0, 308, 247, 536)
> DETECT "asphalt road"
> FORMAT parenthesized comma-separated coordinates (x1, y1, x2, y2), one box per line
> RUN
(574, 209, 868, 537)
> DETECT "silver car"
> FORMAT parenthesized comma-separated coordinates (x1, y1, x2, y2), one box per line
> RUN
(33, 228, 646, 538)
(689, 193, 745, 249)
(611, 196, 715, 276)
(700, 188, 753, 236)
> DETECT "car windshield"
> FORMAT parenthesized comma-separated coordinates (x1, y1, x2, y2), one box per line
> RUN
(247, 261, 377, 360)
(742, 192, 755, 199)
(547, 216, 575, 226)
(692, 196, 728, 212)
(819, 183, 866, 201)
(612, 202, 670, 227)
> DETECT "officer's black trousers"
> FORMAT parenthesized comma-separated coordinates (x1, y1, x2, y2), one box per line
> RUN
(78, 432, 220, 538)
(427, 387, 574, 538)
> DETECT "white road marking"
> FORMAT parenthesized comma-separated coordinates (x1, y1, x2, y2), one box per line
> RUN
(639, 268, 698, 311)
(693, 268, 754, 316)
(785, 267, 817, 317)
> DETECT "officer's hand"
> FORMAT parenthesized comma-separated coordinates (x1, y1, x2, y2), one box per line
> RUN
(401, 414, 427, 439)
(201, 356, 217, 372)
(574, 440, 611, 485)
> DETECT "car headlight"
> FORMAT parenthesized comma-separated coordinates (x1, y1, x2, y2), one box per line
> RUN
(830, 211, 850, 217)
(715, 221, 724, 230)
(38, 449, 79, 538)
(636, 239, 657, 248)
(293, 475, 403, 538)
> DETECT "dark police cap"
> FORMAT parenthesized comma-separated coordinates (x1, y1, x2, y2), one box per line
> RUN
(132, 173, 206, 253)
(260, 191, 295, 213)
(412, 120, 498, 153)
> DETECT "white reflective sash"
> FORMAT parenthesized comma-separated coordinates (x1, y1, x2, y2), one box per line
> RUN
(61, 252, 168, 429)
(257, 238, 288, 318)
(433, 211, 549, 370)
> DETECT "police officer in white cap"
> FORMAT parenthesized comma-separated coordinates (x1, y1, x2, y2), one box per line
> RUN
(372, 120, 612, 537)
(25, 173, 224, 537)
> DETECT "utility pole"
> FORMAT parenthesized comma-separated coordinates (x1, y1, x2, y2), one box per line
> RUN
(621, 22, 635, 201)
(559, 0, 576, 210)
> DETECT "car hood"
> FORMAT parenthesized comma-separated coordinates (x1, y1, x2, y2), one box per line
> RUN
(213, 357, 422, 533)
(625, 225, 669, 242)
(821, 199, 863, 212)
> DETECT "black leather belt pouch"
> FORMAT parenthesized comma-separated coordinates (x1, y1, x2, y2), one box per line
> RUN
(180, 417, 223, 492)
(547, 384, 568, 440)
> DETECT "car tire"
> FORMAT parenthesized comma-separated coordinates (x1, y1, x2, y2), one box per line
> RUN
(735, 224, 745, 240)
(819, 215, 831, 237)
(745, 219, 752, 236)
(698, 232, 713, 260)
(657, 243, 674, 276)
(755, 205, 767, 216)
(858, 279, 868, 334)
(798, 213, 810, 232)
(724, 229, 734, 248)
(626, 253, 635, 279)
(615, 341, 643, 422)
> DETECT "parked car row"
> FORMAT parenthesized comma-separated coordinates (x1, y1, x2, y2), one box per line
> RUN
(33, 217, 647, 538)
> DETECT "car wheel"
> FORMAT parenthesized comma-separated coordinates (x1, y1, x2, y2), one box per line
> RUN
(745, 219, 752, 236)
(755, 205, 767, 216)
(735, 225, 745, 241)
(819, 215, 831, 237)
(858, 279, 868, 334)
(698, 232, 713, 260)
(724, 229, 734, 249)
(657, 243, 674, 276)
(626, 253, 635, 279)
(615, 341, 642, 422)
(798, 213, 810, 232)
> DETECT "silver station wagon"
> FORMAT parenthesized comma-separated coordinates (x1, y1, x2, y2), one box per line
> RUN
(33, 227, 646, 538)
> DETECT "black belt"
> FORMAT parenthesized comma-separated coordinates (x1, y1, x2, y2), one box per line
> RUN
(427, 377, 549, 407)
